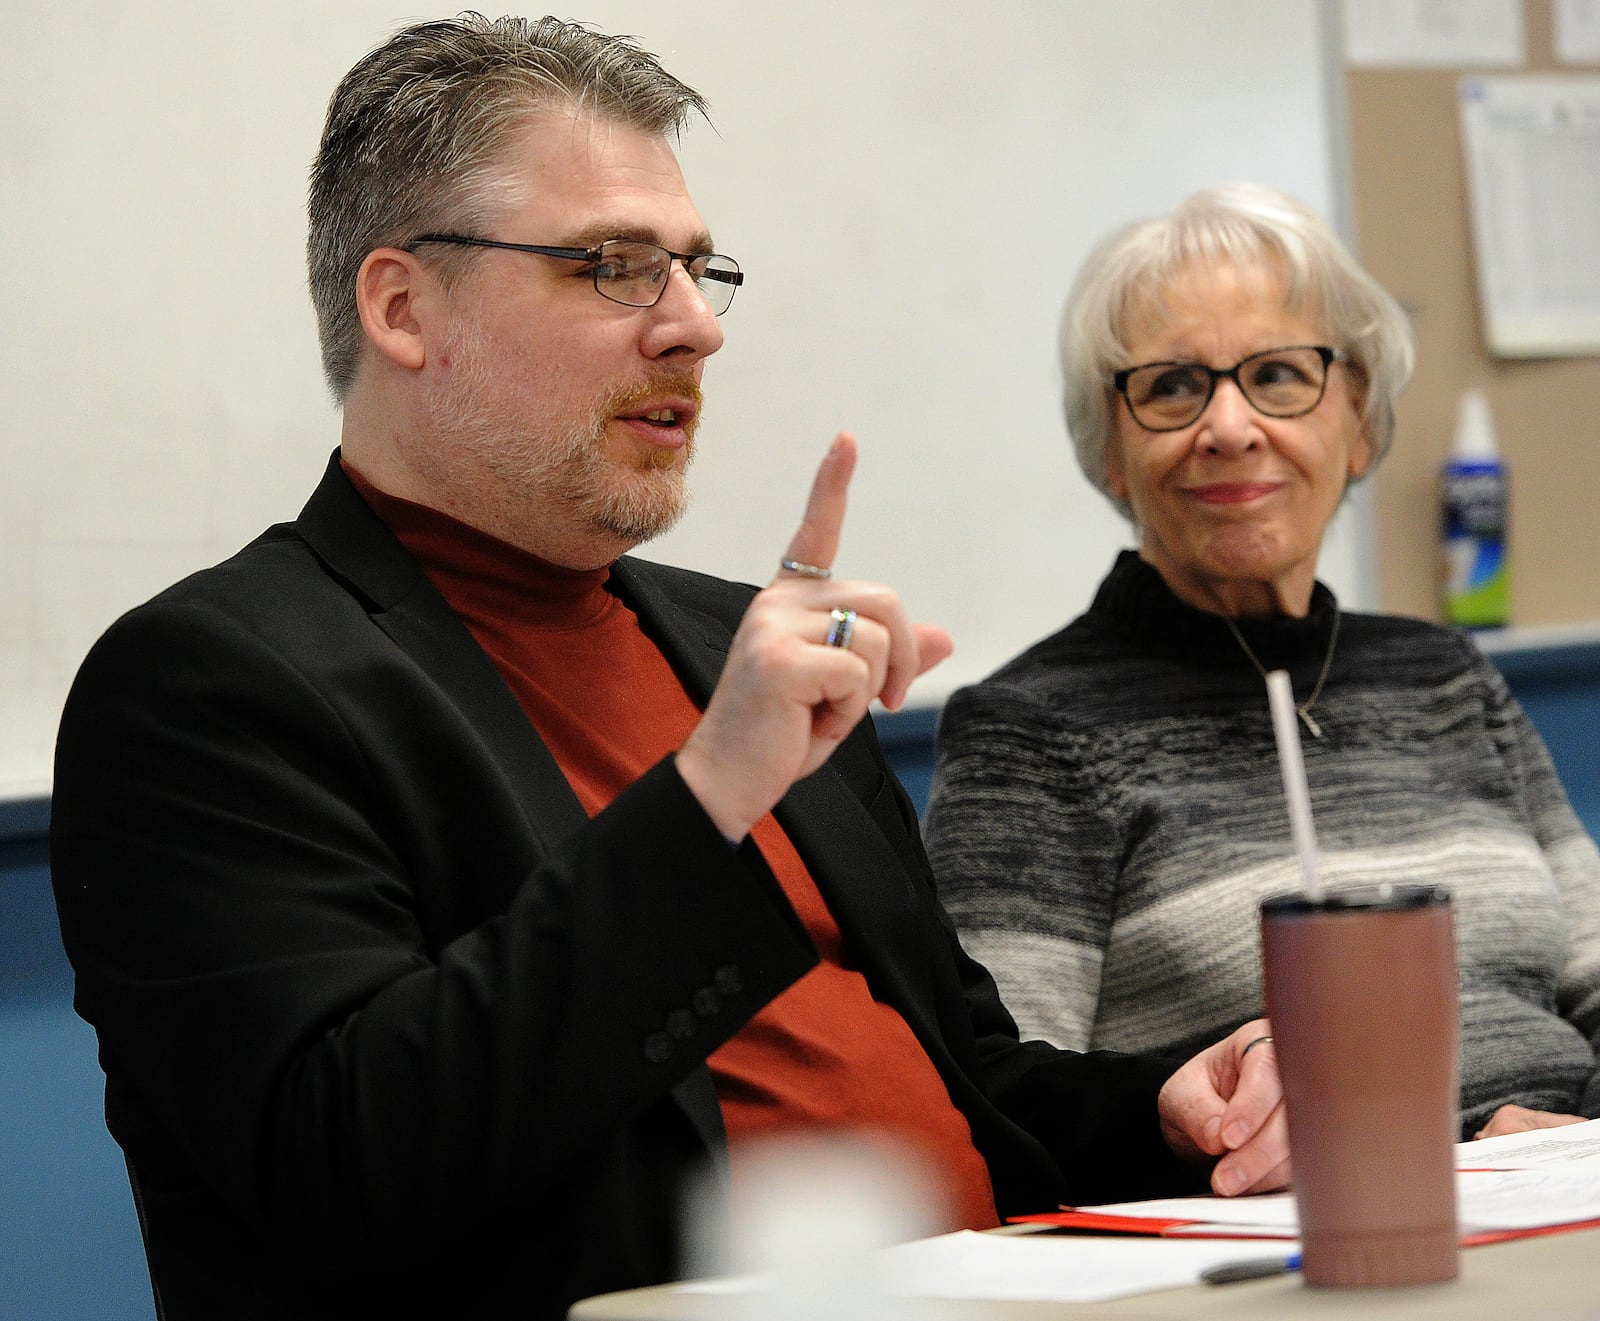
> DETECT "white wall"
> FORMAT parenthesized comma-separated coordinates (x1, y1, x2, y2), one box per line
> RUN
(0, 0, 1351, 796)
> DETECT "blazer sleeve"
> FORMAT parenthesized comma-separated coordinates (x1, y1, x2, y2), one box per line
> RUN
(884, 726, 1207, 1208)
(50, 592, 817, 1274)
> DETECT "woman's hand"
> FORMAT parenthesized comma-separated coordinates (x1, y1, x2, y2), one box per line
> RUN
(1472, 1104, 1586, 1140)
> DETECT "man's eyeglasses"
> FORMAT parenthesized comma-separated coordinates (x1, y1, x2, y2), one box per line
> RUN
(408, 234, 744, 315)
(1111, 345, 1344, 432)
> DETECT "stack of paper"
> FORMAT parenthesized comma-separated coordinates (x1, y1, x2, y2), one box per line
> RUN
(1019, 1118, 1600, 1245)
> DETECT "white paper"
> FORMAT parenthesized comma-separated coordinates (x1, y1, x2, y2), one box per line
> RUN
(683, 1230, 1302, 1303)
(1082, 1120, 1600, 1239)
(1456, 1116, 1600, 1167)
(1460, 75, 1600, 355)
(878, 1232, 1293, 1302)
(1457, 1164, 1600, 1231)
(1556, 0, 1600, 63)
(1090, 1191, 1300, 1233)
(1343, 0, 1525, 68)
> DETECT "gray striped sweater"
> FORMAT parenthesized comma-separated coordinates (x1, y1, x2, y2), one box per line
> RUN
(926, 551, 1600, 1139)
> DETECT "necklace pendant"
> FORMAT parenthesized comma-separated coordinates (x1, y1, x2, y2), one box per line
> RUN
(1219, 606, 1341, 743)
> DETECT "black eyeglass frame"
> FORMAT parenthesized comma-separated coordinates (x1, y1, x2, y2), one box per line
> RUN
(1111, 344, 1345, 432)
(407, 233, 744, 313)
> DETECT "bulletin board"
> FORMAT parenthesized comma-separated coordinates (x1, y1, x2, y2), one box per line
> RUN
(1344, 0, 1600, 632)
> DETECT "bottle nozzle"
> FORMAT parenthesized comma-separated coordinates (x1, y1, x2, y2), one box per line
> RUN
(1453, 388, 1498, 461)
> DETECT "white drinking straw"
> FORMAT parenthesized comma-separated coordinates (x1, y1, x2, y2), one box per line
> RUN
(1265, 669, 1324, 901)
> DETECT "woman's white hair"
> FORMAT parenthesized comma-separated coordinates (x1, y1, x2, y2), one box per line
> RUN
(1059, 183, 1415, 519)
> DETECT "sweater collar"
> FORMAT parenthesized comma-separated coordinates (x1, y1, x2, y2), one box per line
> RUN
(1090, 550, 1339, 669)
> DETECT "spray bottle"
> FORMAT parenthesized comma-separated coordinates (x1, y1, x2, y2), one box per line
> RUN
(1440, 388, 1510, 629)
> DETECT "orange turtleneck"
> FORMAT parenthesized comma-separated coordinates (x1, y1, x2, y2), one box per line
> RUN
(344, 462, 998, 1231)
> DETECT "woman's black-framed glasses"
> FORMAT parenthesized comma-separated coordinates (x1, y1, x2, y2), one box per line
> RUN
(1111, 345, 1344, 432)
(408, 234, 744, 315)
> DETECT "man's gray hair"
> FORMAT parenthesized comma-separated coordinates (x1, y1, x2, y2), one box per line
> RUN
(1059, 183, 1415, 520)
(308, 12, 711, 402)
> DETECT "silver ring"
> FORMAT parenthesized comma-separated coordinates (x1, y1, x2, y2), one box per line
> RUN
(780, 557, 831, 581)
(824, 607, 857, 649)
(1241, 1034, 1274, 1059)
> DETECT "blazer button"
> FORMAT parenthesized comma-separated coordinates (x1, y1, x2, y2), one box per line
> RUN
(713, 964, 742, 996)
(643, 1031, 673, 1063)
(692, 987, 720, 1018)
(666, 1008, 696, 1041)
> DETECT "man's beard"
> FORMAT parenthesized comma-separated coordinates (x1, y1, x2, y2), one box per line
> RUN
(428, 328, 700, 550)
(556, 377, 699, 546)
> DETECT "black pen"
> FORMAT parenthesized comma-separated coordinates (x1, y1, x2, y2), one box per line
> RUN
(1200, 1254, 1301, 1285)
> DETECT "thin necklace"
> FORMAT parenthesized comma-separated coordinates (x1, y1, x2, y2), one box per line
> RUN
(1220, 608, 1341, 738)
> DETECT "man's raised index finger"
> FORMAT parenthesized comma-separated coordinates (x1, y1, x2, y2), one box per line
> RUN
(781, 433, 857, 576)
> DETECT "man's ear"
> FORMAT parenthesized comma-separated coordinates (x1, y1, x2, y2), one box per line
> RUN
(355, 248, 431, 372)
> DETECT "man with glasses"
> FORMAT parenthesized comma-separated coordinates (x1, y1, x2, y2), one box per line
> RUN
(51, 18, 1287, 1321)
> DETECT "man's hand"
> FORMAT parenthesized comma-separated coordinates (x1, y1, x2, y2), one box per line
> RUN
(1473, 1104, 1586, 1141)
(676, 433, 952, 842)
(1158, 1020, 1291, 1197)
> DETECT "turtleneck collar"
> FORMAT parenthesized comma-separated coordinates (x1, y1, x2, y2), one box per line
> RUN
(1091, 550, 1339, 671)
(342, 461, 614, 630)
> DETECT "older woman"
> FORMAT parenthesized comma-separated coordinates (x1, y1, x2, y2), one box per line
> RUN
(925, 183, 1600, 1142)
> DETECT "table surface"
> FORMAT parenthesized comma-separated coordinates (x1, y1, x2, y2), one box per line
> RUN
(568, 1223, 1600, 1320)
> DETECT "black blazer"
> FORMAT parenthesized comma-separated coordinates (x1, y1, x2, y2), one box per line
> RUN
(51, 455, 1197, 1320)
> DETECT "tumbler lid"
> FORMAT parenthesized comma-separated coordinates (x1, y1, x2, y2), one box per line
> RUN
(1260, 882, 1450, 916)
